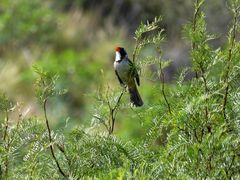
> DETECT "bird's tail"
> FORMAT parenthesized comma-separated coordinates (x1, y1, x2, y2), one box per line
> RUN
(128, 84, 143, 107)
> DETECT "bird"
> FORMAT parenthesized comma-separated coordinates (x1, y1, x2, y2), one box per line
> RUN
(114, 47, 143, 107)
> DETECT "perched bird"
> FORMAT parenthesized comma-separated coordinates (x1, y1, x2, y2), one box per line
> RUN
(114, 47, 143, 107)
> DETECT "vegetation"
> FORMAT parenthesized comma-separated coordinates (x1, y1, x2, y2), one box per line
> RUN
(0, 0, 240, 179)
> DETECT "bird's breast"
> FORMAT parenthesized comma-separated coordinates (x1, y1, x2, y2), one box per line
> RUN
(114, 60, 131, 81)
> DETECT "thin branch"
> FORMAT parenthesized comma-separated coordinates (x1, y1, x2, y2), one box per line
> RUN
(198, 63, 209, 122)
(111, 90, 124, 133)
(222, 8, 238, 120)
(157, 48, 171, 114)
(192, 0, 202, 79)
(192, 0, 210, 123)
(2, 104, 25, 178)
(3, 105, 24, 179)
(108, 90, 124, 135)
(8, 106, 22, 145)
(192, 0, 200, 50)
(43, 99, 67, 178)
(93, 115, 109, 132)
(132, 40, 140, 63)
(226, 154, 236, 178)
(56, 143, 72, 173)
(2, 110, 9, 178)
(3, 110, 9, 141)
(3, 146, 9, 178)
(130, 106, 144, 124)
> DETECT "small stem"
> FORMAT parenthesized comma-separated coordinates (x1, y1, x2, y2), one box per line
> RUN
(4, 148, 9, 178)
(43, 99, 67, 178)
(93, 115, 109, 132)
(2, 105, 25, 178)
(194, 128, 201, 143)
(226, 154, 235, 178)
(198, 63, 209, 122)
(56, 144, 72, 171)
(192, 0, 202, 79)
(222, 9, 238, 120)
(132, 40, 140, 63)
(3, 110, 9, 141)
(158, 48, 171, 114)
(112, 91, 124, 133)
(108, 90, 124, 135)
(2, 110, 9, 178)
(110, 109, 115, 134)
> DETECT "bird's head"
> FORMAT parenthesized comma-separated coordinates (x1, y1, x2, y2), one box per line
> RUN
(115, 47, 128, 61)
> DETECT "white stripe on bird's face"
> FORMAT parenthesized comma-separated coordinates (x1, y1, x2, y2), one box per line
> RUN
(115, 51, 121, 62)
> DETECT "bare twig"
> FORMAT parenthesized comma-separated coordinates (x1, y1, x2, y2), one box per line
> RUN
(56, 143, 72, 174)
(43, 99, 67, 178)
(157, 48, 171, 114)
(111, 91, 124, 133)
(93, 115, 109, 132)
(107, 90, 124, 135)
(160, 63, 171, 114)
(3, 110, 9, 141)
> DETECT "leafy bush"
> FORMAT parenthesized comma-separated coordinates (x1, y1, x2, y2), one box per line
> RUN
(0, 0, 239, 179)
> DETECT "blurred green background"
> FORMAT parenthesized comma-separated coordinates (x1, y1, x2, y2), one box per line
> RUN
(0, 0, 231, 140)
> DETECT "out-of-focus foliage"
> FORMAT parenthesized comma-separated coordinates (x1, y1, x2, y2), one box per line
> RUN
(0, 0, 126, 125)
(0, 0, 57, 49)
